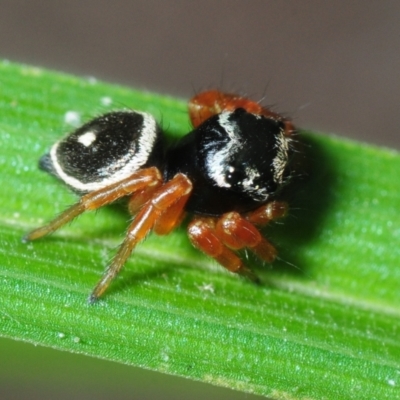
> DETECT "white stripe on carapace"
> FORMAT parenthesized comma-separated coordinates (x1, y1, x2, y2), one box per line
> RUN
(50, 111, 158, 192)
(206, 111, 242, 188)
(272, 129, 290, 184)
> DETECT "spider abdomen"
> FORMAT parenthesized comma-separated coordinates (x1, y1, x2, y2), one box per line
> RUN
(40, 111, 164, 193)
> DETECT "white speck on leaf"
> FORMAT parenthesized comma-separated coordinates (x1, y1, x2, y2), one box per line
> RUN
(64, 111, 81, 127)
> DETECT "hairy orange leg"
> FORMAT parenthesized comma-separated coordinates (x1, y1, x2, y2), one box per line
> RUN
(89, 173, 192, 302)
(187, 217, 258, 282)
(23, 167, 163, 242)
(153, 194, 189, 235)
(131, 185, 190, 236)
(188, 90, 295, 136)
(245, 201, 288, 226)
(215, 211, 277, 264)
(127, 184, 160, 215)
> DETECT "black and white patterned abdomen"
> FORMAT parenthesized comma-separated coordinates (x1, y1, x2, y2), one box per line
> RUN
(40, 111, 164, 193)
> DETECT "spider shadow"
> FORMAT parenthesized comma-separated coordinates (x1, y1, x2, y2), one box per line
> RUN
(99, 264, 175, 301)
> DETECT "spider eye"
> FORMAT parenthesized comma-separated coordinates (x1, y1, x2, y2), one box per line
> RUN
(40, 111, 163, 192)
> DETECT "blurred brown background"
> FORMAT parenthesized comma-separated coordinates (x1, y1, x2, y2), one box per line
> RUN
(0, 1, 399, 400)
(1, 1, 399, 149)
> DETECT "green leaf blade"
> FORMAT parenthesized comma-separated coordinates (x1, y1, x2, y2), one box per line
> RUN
(1, 60, 399, 399)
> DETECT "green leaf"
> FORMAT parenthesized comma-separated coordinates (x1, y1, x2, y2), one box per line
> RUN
(0, 60, 399, 400)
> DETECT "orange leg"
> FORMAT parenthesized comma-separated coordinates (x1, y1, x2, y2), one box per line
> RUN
(215, 212, 277, 263)
(187, 217, 258, 282)
(89, 173, 192, 302)
(127, 184, 160, 215)
(245, 201, 288, 226)
(23, 167, 163, 242)
(188, 90, 295, 136)
(187, 202, 288, 282)
(153, 194, 189, 235)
